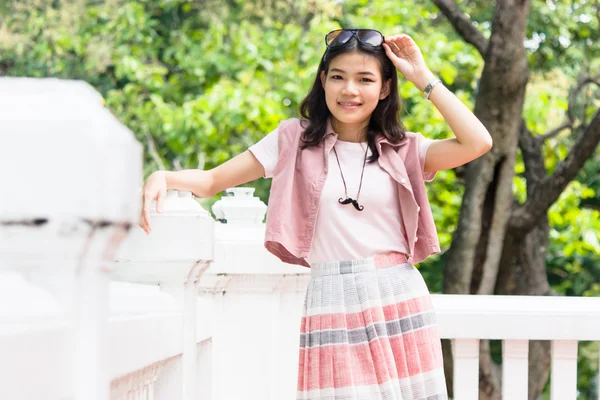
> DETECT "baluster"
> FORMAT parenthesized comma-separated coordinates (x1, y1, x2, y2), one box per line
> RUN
(502, 340, 529, 399)
(147, 381, 155, 400)
(452, 338, 479, 400)
(551, 340, 578, 400)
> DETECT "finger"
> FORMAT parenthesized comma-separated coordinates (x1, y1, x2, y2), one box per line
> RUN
(156, 190, 166, 213)
(383, 43, 406, 73)
(140, 213, 148, 235)
(389, 34, 410, 45)
(143, 194, 152, 233)
(382, 42, 394, 57)
(385, 37, 402, 54)
(383, 43, 400, 61)
(140, 220, 149, 235)
(138, 197, 148, 232)
(398, 34, 416, 47)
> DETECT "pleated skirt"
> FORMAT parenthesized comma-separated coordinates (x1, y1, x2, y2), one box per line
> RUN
(297, 252, 448, 400)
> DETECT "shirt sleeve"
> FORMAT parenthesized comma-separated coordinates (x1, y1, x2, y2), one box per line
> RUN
(248, 127, 279, 179)
(417, 133, 437, 182)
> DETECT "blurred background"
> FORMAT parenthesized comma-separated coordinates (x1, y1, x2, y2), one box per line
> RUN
(1, 0, 598, 398)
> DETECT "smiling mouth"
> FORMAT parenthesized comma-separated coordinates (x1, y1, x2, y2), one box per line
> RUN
(338, 102, 362, 107)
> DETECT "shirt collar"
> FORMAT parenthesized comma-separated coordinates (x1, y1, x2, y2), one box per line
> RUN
(325, 117, 336, 137)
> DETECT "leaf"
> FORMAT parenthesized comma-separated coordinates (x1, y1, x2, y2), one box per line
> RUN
(583, 230, 600, 251)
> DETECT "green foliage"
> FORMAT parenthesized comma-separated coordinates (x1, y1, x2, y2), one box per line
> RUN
(547, 179, 600, 297)
(526, 0, 600, 72)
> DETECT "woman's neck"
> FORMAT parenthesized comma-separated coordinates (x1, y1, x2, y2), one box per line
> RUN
(331, 117, 369, 143)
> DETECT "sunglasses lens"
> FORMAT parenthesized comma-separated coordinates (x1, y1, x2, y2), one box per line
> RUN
(358, 30, 383, 46)
(327, 30, 353, 46)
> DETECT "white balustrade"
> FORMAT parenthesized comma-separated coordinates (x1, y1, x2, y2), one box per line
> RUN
(112, 190, 214, 400)
(199, 187, 310, 400)
(433, 294, 600, 399)
(1, 77, 599, 400)
(0, 77, 141, 400)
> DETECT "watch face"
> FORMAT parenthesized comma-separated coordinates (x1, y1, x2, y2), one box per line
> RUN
(423, 79, 441, 99)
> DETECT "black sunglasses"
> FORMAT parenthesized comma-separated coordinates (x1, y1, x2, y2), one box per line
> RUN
(325, 29, 385, 48)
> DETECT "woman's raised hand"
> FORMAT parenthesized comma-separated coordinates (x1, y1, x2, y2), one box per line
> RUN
(139, 171, 168, 234)
(383, 34, 435, 91)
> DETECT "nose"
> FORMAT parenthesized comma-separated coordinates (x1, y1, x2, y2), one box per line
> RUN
(341, 80, 359, 96)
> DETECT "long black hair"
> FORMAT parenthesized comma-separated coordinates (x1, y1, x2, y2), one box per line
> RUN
(299, 35, 406, 163)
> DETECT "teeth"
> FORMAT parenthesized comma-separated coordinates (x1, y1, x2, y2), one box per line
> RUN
(339, 102, 359, 106)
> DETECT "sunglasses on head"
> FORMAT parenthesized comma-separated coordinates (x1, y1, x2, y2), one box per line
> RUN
(325, 29, 385, 48)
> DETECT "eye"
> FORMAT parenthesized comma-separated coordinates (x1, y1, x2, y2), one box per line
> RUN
(361, 77, 374, 82)
(331, 75, 342, 80)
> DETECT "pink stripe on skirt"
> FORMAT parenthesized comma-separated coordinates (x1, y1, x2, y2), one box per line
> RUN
(296, 252, 448, 400)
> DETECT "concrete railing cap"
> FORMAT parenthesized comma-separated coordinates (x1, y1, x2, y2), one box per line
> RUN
(0, 78, 142, 223)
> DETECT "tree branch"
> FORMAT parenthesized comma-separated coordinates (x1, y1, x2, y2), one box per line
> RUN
(145, 132, 166, 171)
(432, 0, 489, 57)
(538, 121, 572, 141)
(510, 109, 600, 232)
(582, 201, 600, 211)
(518, 121, 546, 191)
(539, 74, 600, 141)
(172, 157, 183, 171)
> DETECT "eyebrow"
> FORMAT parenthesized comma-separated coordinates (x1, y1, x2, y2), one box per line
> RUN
(330, 68, 376, 77)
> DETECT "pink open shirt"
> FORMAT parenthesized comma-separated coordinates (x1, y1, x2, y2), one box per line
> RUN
(261, 118, 441, 267)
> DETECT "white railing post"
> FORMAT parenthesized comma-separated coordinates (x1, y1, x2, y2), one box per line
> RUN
(451, 338, 480, 400)
(159, 274, 201, 400)
(211, 187, 267, 224)
(199, 187, 310, 400)
(112, 190, 214, 400)
(551, 340, 578, 400)
(502, 340, 529, 399)
(0, 77, 142, 400)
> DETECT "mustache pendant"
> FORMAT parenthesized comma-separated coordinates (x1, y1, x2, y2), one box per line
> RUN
(338, 197, 365, 211)
(332, 144, 368, 213)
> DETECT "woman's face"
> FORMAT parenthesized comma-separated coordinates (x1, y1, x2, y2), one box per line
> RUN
(320, 51, 390, 128)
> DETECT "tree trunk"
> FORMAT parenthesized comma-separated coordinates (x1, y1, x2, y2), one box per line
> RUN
(444, 0, 530, 297)
(440, 1, 532, 398)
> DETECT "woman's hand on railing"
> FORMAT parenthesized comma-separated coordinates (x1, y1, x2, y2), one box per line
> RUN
(139, 171, 168, 234)
(137, 150, 266, 234)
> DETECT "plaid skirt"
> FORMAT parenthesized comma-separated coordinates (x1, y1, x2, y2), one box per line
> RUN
(297, 252, 448, 400)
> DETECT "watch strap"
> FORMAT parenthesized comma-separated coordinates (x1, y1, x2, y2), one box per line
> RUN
(422, 79, 442, 100)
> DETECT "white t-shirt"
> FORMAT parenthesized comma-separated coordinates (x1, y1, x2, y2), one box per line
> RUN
(249, 128, 434, 264)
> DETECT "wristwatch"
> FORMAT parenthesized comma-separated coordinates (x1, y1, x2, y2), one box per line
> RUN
(422, 79, 442, 100)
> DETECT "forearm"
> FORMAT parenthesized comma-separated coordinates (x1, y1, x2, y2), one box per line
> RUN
(165, 169, 214, 198)
(163, 150, 265, 199)
(416, 72, 492, 151)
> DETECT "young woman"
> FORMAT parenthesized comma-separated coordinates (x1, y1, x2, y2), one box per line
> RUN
(140, 29, 492, 400)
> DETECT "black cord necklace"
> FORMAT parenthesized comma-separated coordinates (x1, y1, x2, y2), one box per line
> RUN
(332, 143, 369, 211)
